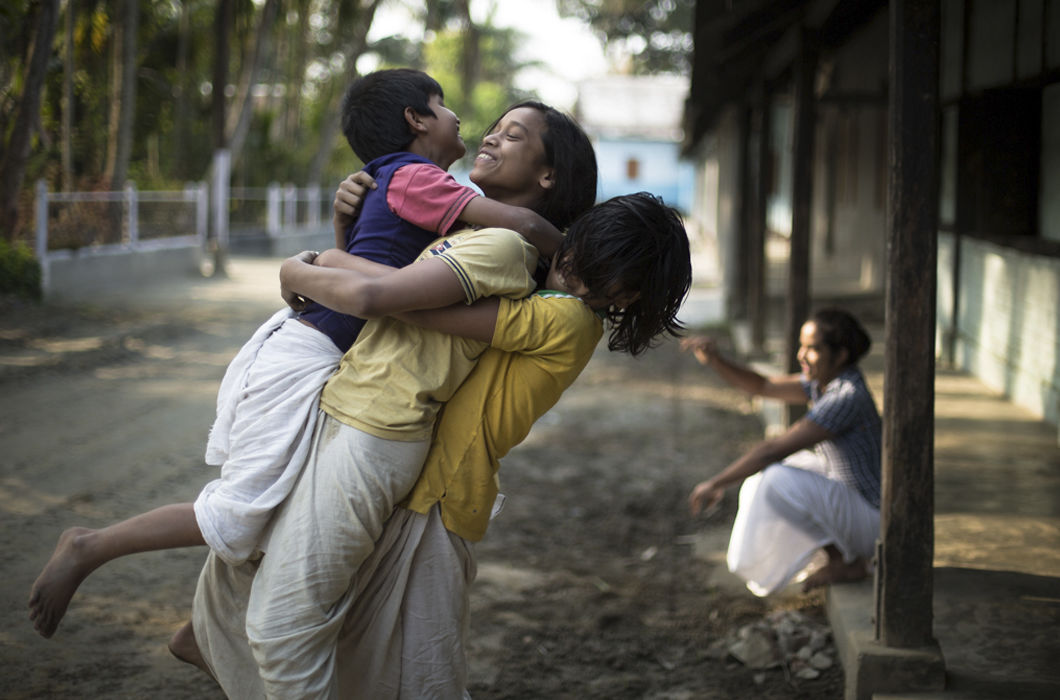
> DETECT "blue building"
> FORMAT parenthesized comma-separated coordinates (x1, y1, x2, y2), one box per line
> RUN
(575, 75, 695, 213)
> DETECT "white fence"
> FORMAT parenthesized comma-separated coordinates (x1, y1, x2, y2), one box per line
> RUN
(35, 179, 209, 256)
(33, 166, 333, 298)
(228, 183, 328, 245)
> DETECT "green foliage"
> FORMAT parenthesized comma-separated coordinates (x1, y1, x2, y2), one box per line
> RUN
(417, 23, 532, 167)
(557, 0, 694, 74)
(0, 239, 42, 300)
(2, 0, 596, 239)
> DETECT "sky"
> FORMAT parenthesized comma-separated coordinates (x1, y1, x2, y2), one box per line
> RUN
(364, 0, 610, 110)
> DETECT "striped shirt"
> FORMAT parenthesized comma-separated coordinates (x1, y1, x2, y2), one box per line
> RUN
(800, 366, 882, 508)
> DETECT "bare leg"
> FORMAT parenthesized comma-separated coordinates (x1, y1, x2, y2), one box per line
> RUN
(29, 503, 204, 638)
(802, 544, 869, 592)
(169, 620, 215, 680)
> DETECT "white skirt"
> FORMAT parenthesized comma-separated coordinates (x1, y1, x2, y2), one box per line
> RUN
(194, 308, 343, 565)
(726, 451, 880, 596)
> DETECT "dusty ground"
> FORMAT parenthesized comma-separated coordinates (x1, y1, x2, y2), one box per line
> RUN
(0, 259, 842, 699)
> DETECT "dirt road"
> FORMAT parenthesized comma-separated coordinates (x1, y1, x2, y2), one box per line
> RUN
(1, 259, 841, 698)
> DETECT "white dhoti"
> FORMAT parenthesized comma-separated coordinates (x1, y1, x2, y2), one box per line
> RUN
(195, 309, 343, 565)
(727, 452, 880, 596)
(335, 506, 475, 700)
(237, 414, 430, 698)
(192, 505, 474, 700)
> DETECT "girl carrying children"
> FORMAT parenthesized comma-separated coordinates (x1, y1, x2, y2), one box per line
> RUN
(29, 70, 590, 639)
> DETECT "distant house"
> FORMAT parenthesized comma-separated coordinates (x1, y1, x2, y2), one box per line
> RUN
(575, 75, 695, 213)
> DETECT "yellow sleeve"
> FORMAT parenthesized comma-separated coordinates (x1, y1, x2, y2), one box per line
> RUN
(432, 228, 538, 304)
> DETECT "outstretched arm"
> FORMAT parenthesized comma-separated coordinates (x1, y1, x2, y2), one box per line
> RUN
(680, 336, 807, 404)
(688, 418, 833, 516)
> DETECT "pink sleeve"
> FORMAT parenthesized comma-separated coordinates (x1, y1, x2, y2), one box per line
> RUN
(387, 164, 480, 234)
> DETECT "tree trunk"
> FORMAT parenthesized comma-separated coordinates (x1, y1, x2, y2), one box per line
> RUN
(0, 0, 60, 242)
(213, 0, 233, 150)
(455, 0, 479, 103)
(106, 0, 139, 191)
(173, 0, 191, 180)
(283, 0, 312, 147)
(227, 0, 281, 169)
(61, 2, 74, 191)
(305, 0, 383, 187)
(104, 20, 121, 182)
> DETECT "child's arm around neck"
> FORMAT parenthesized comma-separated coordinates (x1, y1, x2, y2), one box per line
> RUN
(329, 167, 561, 258)
(459, 197, 562, 259)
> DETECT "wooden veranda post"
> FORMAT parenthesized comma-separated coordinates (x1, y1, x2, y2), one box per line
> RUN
(732, 104, 753, 321)
(782, 30, 817, 427)
(749, 83, 771, 352)
(786, 30, 817, 377)
(878, 0, 940, 648)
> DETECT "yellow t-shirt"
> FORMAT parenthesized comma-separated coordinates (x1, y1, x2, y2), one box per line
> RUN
(320, 228, 538, 442)
(403, 290, 604, 540)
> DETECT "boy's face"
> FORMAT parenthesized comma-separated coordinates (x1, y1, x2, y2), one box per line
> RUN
(422, 93, 466, 170)
(470, 107, 553, 203)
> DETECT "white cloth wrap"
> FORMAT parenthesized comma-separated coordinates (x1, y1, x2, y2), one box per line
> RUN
(192, 505, 474, 700)
(726, 451, 880, 596)
(195, 308, 343, 565)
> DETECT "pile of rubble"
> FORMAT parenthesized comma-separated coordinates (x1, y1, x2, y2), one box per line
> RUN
(708, 609, 836, 683)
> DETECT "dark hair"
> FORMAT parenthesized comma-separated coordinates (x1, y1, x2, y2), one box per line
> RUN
(341, 69, 442, 163)
(484, 101, 598, 230)
(556, 192, 692, 356)
(810, 307, 871, 365)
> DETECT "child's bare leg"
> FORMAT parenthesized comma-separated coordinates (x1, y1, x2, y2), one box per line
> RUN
(802, 544, 869, 592)
(169, 620, 215, 680)
(29, 503, 204, 638)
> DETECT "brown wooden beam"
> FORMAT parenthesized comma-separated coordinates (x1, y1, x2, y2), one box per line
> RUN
(785, 30, 817, 377)
(749, 84, 771, 352)
(878, 0, 940, 649)
(732, 104, 753, 320)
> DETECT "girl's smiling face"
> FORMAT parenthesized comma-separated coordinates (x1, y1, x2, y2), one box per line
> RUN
(797, 321, 848, 386)
(470, 107, 554, 207)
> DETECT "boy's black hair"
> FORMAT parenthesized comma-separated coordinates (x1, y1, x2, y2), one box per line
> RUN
(341, 69, 442, 163)
(810, 307, 872, 365)
(556, 192, 692, 356)
(484, 101, 598, 230)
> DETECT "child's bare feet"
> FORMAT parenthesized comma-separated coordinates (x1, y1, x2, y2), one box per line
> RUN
(169, 621, 215, 680)
(28, 527, 100, 638)
(802, 556, 869, 592)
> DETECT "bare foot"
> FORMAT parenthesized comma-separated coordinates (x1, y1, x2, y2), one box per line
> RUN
(169, 621, 215, 680)
(802, 557, 869, 592)
(28, 527, 99, 638)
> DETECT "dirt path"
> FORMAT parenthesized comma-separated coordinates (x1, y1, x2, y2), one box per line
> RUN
(1, 260, 841, 698)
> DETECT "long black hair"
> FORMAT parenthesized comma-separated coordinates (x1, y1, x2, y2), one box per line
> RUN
(555, 192, 692, 356)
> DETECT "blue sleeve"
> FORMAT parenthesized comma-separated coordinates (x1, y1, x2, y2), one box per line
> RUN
(806, 382, 860, 435)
